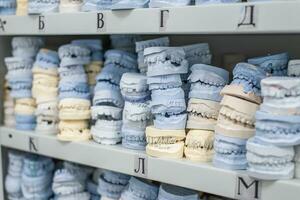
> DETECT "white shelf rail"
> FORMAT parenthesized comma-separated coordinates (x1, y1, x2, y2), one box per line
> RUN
(0, 1, 299, 35)
(0, 127, 299, 200)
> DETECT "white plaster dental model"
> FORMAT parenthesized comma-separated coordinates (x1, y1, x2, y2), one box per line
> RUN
(185, 129, 214, 162)
(135, 37, 170, 74)
(12, 37, 44, 58)
(246, 137, 295, 180)
(288, 59, 300, 77)
(187, 98, 220, 131)
(216, 95, 259, 139)
(144, 47, 189, 77)
(146, 126, 185, 159)
(182, 43, 212, 66)
(35, 100, 59, 134)
(260, 77, 300, 115)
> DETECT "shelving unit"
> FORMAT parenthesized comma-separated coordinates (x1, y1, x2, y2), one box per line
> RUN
(1, 1, 300, 199)
(0, 127, 300, 200)
(0, 1, 299, 35)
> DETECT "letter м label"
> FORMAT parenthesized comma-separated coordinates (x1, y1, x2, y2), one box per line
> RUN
(235, 174, 261, 200)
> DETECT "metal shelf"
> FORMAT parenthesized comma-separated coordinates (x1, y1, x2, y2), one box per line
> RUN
(0, 1, 299, 35)
(1, 126, 299, 199)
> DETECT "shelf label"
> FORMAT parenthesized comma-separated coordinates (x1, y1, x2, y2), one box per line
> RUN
(28, 136, 39, 153)
(97, 12, 106, 31)
(38, 15, 45, 31)
(235, 174, 261, 200)
(238, 5, 257, 29)
(159, 9, 169, 31)
(134, 154, 148, 177)
(0, 18, 7, 32)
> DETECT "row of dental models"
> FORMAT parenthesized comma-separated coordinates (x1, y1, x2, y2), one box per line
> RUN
(5, 150, 233, 200)
(0, 0, 277, 16)
(4, 36, 300, 181)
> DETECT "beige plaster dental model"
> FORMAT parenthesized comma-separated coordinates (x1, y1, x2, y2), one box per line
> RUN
(59, 98, 91, 120)
(59, 0, 83, 13)
(146, 126, 185, 159)
(57, 120, 91, 141)
(187, 98, 221, 131)
(184, 130, 214, 162)
(16, 0, 28, 16)
(14, 98, 36, 115)
(216, 95, 259, 139)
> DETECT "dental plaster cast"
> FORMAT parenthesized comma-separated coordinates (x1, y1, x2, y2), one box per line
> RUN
(59, 98, 91, 120)
(146, 126, 185, 159)
(59, 0, 83, 12)
(81, 0, 112, 11)
(246, 137, 295, 180)
(12, 37, 44, 58)
(0, 0, 16, 15)
(120, 177, 158, 200)
(248, 52, 289, 76)
(93, 88, 124, 108)
(28, 0, 59, 14)
(96, 64, 123, 87)
(295, 146, 300, 178)
(111, 0, 149, 9)
(188, 64, 229, 102)
(157, 184, 199, 200)
(59, 65, 86, 79)
(182, 43, 212, 66)
(288, 60, 300, 77)
(91, 105, 122, 121)
(32, 74, 59, 103)
(104, 49, 138, 72)
(213, 134, 247, 170)
(110, 35, 141, 53)
(186, 98, 220, 131)
(123, 101, 151, 122)
(98, 170, 130, 200)
(4, 85, 15, 128)
(52, 169, 86, 196)
(32, 48, 60, 76)
(120, 72, 149, 102)
(59, 80, 90, 100)
(5, 151, 24, 199)
(58, 120, 91, 141)
(21, 155, 54, 200)
(149, 0, 191, 8)
(221, 63, 266, 104)
(216, 95, 259, 139)
(91, 118, 122, 145)
(136, 37, 170, 74)
(16, 0, 27, 15)
(87, 178, 100, 200)
(260, 77, 300, 115)
(195, 0, 241, 4)
(144, 47, 188, 77)
(184, 129, 214, 162)
(147, 74, 182, 91)
(85, 61, 103, 86)
(14, 98, 36, 115)
(58, 44, 91, 67)
(54, 192, 91, 200)
(35, 100, 59, 134)
(255, 110, 300, 146)
(151, 87, 187, 129)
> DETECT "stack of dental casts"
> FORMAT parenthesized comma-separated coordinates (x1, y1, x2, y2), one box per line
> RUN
(144, 47, 188, 159)
(32, 49, 60, 134)
(119, 177, 158, 200)
(120, 73, 151, 150)
(71, 39, 104, 97)
(5, 151, 24, 200)
(52, 162, 92, 200)
(5, 37, 44, 131)
(91, 50, 137, 145)
(213, 63, 265, 170)
(185, 64, 229, 162)
(21, 154, 55, 199)
(3, 82, 15, 127)
(0, 0, 16, 15)
(135, 37, 170, 74)
(86, 169, 102, 200)
(97, 170, 130, 199)
(246, 76, 300, 180)
(58, 44, 92, 141)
